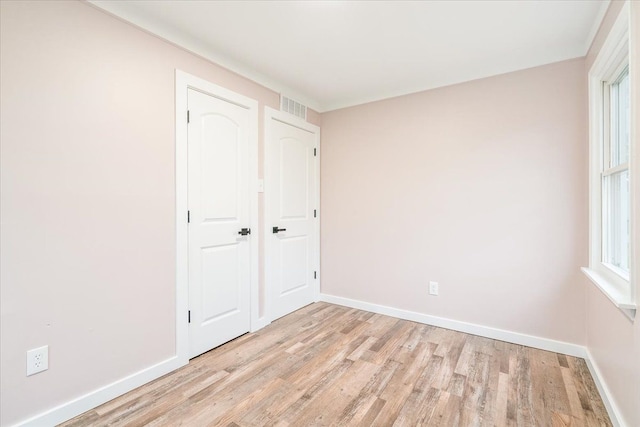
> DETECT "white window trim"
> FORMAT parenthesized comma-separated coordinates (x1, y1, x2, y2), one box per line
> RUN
(584, 1, 636, 320)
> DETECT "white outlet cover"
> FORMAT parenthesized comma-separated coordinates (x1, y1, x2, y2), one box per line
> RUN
(26, 345, 49, 376)
(429, 281, 439, 296)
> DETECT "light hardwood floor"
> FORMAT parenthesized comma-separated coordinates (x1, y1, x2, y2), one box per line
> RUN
(61, 303, 611, 426)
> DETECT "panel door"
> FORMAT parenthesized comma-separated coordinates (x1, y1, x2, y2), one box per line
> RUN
(267, 119, 318, 321)
(188, 89, 251, 358)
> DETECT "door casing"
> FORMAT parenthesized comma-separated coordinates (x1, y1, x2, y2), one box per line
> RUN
(176, 70, 260, 364)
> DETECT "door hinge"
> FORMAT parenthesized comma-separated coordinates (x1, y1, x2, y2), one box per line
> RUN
(314, 148, 317, 157)
(187, 210, 190, 223)
(187, 110, 190, 124)
(314, 271, 317, 279)
(188, 310, 191, 323)
(314, 209, 317, 218)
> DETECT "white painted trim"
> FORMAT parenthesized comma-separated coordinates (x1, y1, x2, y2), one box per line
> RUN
(87, 1, 322, 113)
(175, 71, 190, 365)
(175, 70, 263, 343)
(247, 93, 261, 334)
(319, 294, 587, 358)
(264, 111, 274, 323)
(11, 356, 184, 427)
(585, 350, 627, 427)
(584, 0, 613, 55)
(87, 0, 607, 114)
(319, 55, 587, 112)
(314, 128, 321, 303)
(581, 268, 637, 314)
(586, 1, 635, 318)
(264, 108, 321, 322)
(630, 0, 639, 323)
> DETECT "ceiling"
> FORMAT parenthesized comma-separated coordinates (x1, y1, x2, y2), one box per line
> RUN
(89, 0, 609, 112)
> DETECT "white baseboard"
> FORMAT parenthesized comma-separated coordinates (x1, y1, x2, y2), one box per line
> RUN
(320, 293, 630, 425)
(12, 355, 187, 427)
(584, 350, 626, 427)
(12, 313, 270, 427)
(319, 293, 586, 357)
(11, 296, 624, 427)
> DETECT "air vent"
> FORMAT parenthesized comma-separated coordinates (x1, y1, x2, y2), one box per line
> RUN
(280, 95, 307, 120)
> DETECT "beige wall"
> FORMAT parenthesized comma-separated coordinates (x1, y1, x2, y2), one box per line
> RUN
(1, 0, 636, 426)
(583, 2, 640, 426)
(0, 1, 318, 425)
(321, 58, 588, 345)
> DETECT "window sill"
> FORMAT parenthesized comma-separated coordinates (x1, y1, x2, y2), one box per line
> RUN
(582, 267, 636, 320)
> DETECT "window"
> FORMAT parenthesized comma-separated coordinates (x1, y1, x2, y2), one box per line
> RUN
(583, 2, 635, 318)
(602, 67, 630, 277)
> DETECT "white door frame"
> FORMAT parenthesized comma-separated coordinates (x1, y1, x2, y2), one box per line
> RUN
(264, 107, 321, 323)
(176, 70, 260, 363)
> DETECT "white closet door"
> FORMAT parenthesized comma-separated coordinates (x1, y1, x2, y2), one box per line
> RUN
(267, 116, 319, 321)
(188, 88, 251, 358)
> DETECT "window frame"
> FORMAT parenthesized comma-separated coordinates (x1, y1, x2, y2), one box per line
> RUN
(583, 1, 636, 319)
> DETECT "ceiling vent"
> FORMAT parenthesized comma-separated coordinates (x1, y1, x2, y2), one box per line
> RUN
(280, 95, 307, 120)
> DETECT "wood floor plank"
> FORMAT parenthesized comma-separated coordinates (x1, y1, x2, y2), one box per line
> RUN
(358, 397, 387, 426)
(60, 302, 612, 427)
(561, 365, 586, 421)
(393, 387, 440, 427)
(373, 341, 438, 424)
(287, 359, 380, 426)
(429, 391, 462, 426)
(494, 371, 510, 427)
(333, 393, 379, 427)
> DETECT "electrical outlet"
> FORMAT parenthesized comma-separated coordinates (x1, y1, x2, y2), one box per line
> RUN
(26, 345, 48, 376)
(429, 281, 439, 296)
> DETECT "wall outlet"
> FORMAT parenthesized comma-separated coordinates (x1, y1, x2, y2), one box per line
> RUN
(429, 281, 439, 296)
(26, 345, 48, 376)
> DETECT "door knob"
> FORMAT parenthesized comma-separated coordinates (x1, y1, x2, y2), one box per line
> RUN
(272, 227, 287, 234)
(238, 228, 251, 236)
